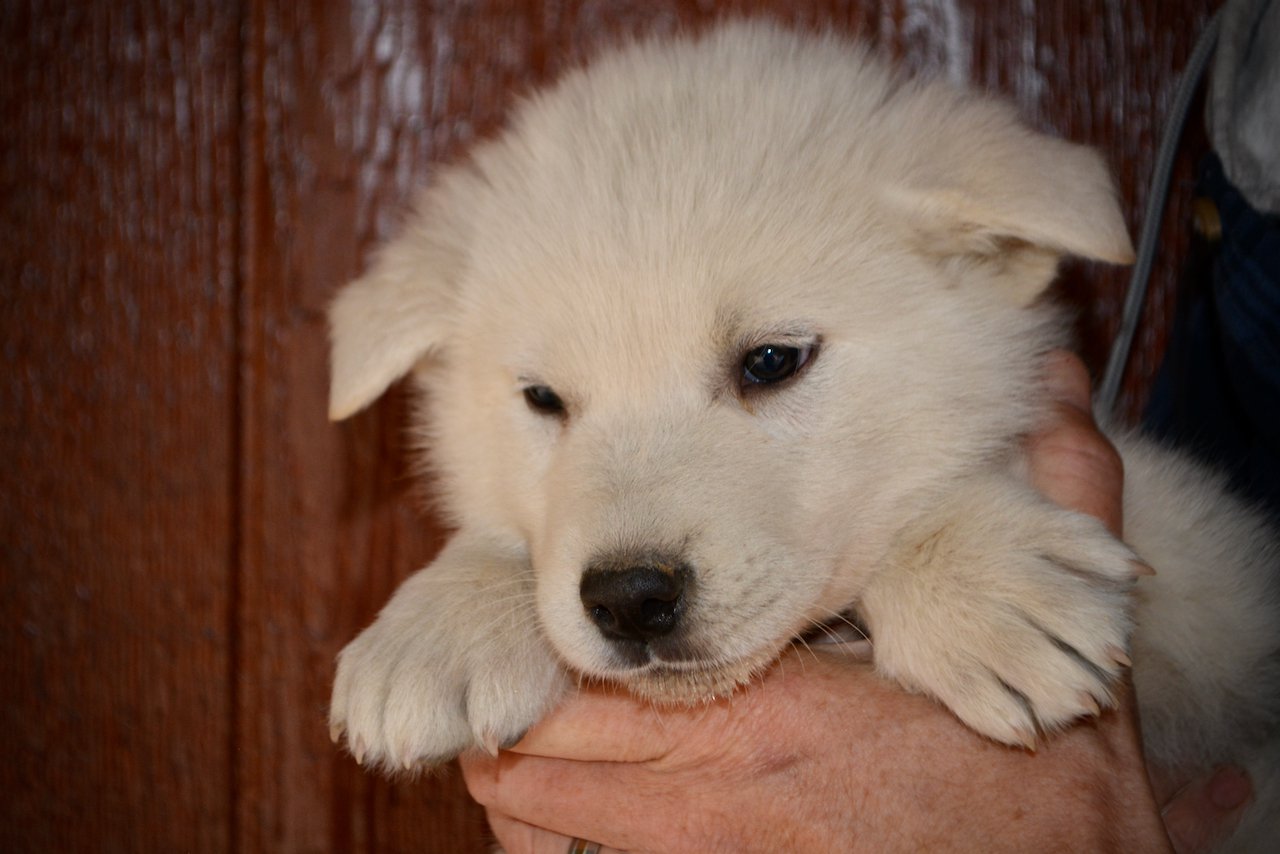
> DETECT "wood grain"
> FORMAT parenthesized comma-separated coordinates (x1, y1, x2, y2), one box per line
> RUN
(234, 2, 483, 849)
(0, 1, 1219, 850)
(0, 2, 240, 851)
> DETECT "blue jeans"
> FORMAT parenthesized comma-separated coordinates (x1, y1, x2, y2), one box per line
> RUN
(1144, 153, 1280, 519)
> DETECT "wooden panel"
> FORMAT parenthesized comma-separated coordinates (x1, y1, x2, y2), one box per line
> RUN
(234, 2, 486, 850)
(0, 2, 240, 851)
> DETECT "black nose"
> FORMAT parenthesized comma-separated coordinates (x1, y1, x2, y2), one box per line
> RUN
(580, 561, 688, 644)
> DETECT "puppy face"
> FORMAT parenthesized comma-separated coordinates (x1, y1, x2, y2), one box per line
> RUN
(328, 23, 1132, 702)
(446, 248, 907, 697)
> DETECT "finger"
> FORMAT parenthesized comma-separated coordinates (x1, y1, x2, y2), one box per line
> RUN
(1161, 766, 1252, 854)
(1029, 351, 1125, 536)
(506, 682, 723, 762)
(486, 809, 626, 854)
(508, 646, 872, 762)
(465, 751, 658, 850)
(485, 809, 568, 854)
(506, 640, 880, 763)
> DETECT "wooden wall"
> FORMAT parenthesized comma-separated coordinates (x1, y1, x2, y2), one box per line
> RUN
(1, 1, 1217, 850)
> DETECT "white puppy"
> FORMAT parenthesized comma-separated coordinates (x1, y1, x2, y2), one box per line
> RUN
(327, 23, 1280, 848)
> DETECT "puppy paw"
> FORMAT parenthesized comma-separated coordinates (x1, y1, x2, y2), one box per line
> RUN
(328, 536, 569, 772)
(863, 485, 1140, 747)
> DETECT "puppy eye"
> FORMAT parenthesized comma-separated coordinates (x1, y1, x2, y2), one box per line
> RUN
(741, 344, 813, 387)
(523, 384, 566, 415)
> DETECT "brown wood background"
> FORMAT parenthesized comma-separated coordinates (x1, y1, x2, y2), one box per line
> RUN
(1, 1, 1218, 851)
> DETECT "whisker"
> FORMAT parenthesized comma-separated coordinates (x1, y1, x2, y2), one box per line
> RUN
(791, 633, 822, 666)
(806, 605, 872, 646)
(800, 617, 846, 646)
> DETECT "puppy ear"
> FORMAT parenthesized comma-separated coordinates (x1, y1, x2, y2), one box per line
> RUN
(328, 190, 466, 420)
(889, 117, 1134, 304)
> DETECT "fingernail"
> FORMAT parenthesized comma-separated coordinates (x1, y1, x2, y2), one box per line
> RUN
(1208, 766, 1251, 810)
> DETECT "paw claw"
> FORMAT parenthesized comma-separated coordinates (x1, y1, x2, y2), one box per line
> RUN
(353, 736, 367, 766)
(1106, 645, 1132, 668)
(1129, 559, 1156, 577)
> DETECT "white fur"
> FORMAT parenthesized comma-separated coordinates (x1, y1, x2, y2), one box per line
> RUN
(326, 23, 1280, 847)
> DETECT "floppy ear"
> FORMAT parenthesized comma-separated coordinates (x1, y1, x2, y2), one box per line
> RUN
(328, 190, 467, 420)
(888, 118, 1134, 304)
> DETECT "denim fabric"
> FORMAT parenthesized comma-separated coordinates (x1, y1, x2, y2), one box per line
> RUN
(1144, 153, 1280, 519)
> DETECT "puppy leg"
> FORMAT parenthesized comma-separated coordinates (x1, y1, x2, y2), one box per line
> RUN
(861, 475, 1139, 747)
(329, 531, 569, 771)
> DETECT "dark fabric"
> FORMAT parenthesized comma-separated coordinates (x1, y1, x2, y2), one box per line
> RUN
(1144, 153, 1280, 519)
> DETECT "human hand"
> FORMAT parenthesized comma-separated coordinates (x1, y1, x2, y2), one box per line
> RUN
(461, 351, 1249, 853)
(466, 655, 1172, 852)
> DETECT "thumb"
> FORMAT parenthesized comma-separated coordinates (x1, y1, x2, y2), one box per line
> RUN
(507, 683, 696, 762)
